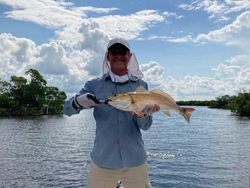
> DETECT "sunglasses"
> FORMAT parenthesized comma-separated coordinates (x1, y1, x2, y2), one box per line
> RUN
(108, 48, 129, 56)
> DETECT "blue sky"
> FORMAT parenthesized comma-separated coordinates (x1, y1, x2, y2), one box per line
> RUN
(0, 0, 250, 100)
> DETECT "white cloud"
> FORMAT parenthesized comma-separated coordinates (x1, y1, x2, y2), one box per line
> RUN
(0, 33, 37, 79)
(92, 10, 166, 39)
(226, 54, 250, 66)
(139, 58, 250, 100)
(175, 52, 250, 98)
(0, 32, 101, 93)
(0, 1, 173, 95)
(140, 61, 165, 88)
(211, 54, 250, 91)
(222, 0, 250, 14)
(0, 0, 83, 29)
(212, 63, 242, 74)
(1, 0, 249, 100)
(145, 34, 193, 43)
(72, 6, 119, 16)
(165, 35, 193, 43)
(1, 32, 248, 100)
(196, 11, 250, 48)
(55, 21, 109, 77)
(172, 75, 234, 98)
(234, 68, 250, 87)
(0, 0, 168, 40)
(35, 42, 69, 75)
(0, 0, 118, 29)
(175, 75, 238, 100)
(162, 11, 183, 19)
(139, 61, 231, 100)
(179, 0, 250, 22)
(142, 10, 250, 47)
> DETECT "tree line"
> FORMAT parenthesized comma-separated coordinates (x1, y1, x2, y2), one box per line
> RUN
(1, 69, 249, 117)
(0, 69, 66, 116)
(177, 92, 250, 116)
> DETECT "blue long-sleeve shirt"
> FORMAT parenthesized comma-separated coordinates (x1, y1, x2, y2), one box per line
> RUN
(64, 74, 153, 169)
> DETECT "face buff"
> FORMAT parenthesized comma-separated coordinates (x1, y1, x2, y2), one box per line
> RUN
(103, 52, 143, 83)
(108, 69, 130, 83)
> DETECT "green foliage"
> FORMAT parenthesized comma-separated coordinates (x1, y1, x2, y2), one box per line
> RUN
(208, 95, 236, 109)
(25, 68, 47, 86)
(44, 87, 67, 115)
(234, 92, 250, 116)
(0, 108, 9, 116)
(177, 92, 250, 117)
(0, 79, 11, 94)
(227, 101, 237, 112)
(0, 69, 66, 116)
(177, 100, 210, 106)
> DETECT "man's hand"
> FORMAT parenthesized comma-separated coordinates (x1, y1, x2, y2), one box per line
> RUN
(143, 104, 160, 115)
(137, 104, 160, 117)
(74, 93, 97, 108)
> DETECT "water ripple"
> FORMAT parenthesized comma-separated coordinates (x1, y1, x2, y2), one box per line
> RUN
(0, 107, 250, 188)
(147, 151, 177, 159)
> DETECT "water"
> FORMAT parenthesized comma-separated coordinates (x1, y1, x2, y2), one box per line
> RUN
(0, 107, 249, 188)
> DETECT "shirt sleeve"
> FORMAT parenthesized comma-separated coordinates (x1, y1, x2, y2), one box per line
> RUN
(63, 81, 93, 117)
(133, 114, 153, 130)
(63, 97, 82, 117)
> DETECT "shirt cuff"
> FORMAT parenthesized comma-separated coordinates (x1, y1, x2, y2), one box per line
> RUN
(64, 97, 82, 116)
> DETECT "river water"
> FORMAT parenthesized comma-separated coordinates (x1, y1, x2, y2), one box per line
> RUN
(0, 106, 249, 188)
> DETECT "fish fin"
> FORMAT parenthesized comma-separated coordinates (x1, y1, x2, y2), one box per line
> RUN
(162, 109, 171, 116)
(150, 89, 176, 103)
(134, 86, 147, 92)
(181, 107, 195, 123)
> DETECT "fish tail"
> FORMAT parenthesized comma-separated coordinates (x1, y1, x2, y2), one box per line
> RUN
(181, 107, 195, 123)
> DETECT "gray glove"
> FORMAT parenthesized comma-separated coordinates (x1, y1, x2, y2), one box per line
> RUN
(74, 93, 97, 108)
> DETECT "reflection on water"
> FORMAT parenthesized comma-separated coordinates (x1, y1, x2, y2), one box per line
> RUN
(0, 107, 249, 188)
(147, 151, 177, 159)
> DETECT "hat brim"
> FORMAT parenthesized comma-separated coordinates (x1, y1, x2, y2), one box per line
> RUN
(108, 43, 130, 52)
(107, 38, 130, 51)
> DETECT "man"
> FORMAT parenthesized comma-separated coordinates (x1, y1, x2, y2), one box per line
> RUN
(64, 38, 159, 188)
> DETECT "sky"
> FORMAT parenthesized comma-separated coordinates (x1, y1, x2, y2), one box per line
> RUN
(0, 0, 250, 100)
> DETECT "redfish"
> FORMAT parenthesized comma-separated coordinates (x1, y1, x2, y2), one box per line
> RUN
(107, 86, 195, 123)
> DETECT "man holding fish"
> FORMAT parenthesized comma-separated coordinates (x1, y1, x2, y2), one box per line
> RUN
(64, 38, 194, 188)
